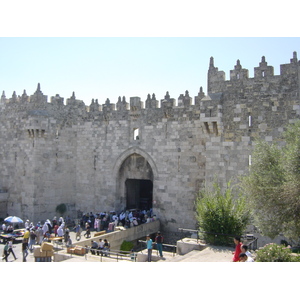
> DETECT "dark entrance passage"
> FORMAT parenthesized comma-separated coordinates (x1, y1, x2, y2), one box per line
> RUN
(125, 179, 153, 210)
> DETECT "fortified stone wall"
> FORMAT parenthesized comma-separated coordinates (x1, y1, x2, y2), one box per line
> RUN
(0, 52, 299, 236)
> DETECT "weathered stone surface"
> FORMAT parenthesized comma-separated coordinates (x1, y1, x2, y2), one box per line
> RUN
(0, 52, 299, 236)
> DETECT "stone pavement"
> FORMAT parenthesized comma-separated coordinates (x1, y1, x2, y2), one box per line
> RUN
(1, 229, 235, 263)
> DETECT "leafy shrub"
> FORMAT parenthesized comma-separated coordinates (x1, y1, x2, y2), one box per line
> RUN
(255, 243, 296, 262)
(195, 181, 250, 245)
(55, 203, 67, 215)
(120, 240, 134, 252)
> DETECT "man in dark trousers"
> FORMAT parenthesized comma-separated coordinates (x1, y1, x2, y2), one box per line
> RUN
(154, 231, 164, 258)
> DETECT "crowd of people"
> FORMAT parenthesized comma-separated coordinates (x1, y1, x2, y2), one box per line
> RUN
(89, 238, 110, 256)
(1, 216, 72, 262)
(79, 208, 156, 232)
(232, 236, 255, 262)
(1, 208, 158, 262)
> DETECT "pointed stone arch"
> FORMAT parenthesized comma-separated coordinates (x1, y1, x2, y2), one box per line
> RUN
(113, 147, 158, 211)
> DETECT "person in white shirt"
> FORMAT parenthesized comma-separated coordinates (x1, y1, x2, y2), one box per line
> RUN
(97, 238, 105, 256)
(57, 225, 64, 238)
(8, 239, 17, 260)
(239, 253, 254, 262)
(25, 220, 30, 229)
(241, 245, 253, 258)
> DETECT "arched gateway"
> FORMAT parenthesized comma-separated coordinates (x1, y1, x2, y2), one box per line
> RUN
(113, 147, 158, 212)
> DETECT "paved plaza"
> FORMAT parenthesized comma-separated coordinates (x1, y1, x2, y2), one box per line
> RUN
(1, 230, 234, 263)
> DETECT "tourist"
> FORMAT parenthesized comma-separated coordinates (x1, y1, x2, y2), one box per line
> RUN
(1, 222, 6, 232)
(239, 253, 254, 262)
(2, 241, 10, 262)
(23, 227, 30, 243)
(84, 222, 91, 238)
(57, 224, 64, 239)
(52, 216, 57, 229)
(28, 228, 36, 252)
(53, 223, 59, 236)
(97, 238, 104, 256)
(119, 211, 126, 226)
(74, 224, 82, 241)
(154, 231, 164, 258)
(103, 239, 110, 256)
(42, 221, 49, 236)
(66, 236, 72, 248)
(90, 240, 98, 255)
(232, 237, 243, 262)
(22, 240, 29, 262)
(35, 225, 43, 245)
(112, 213, 118, 227)
(241, 244, 253, 259)
(132, 217, 138, 226)
(58, 216, 64, 226)
(6, 224, 13, 233)
(64, 227, 70, 243)
(43, 231, 50, 241)
(94, 217, 100, 232)
(146, 234, 153, 262)
(25, 219, 30, 229)
(8, 238, 17, 260)
(46, 219, 52, 234)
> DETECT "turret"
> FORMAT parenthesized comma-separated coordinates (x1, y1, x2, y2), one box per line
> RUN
(207, 56, 225, 93)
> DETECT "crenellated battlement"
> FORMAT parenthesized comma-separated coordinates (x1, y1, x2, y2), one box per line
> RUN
(208, 51, 300, 96)
(0, 51, 300, 232)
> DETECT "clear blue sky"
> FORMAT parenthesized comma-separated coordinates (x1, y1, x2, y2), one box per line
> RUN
(1, 37, 299, 106)
(0, 2, 299, 106)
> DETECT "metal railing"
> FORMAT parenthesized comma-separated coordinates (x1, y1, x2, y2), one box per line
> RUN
(178, 228, 259, 250)
(68, 246, 137, 262)
(178, 228, 200, 242)
(244, 235, 258, 251)
(138, 240, 177, 257)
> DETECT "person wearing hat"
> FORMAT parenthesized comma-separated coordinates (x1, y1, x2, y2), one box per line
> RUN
(154, 231, 164, 258)
(25, 220, 30, 229)
(146, 234, 153, 262)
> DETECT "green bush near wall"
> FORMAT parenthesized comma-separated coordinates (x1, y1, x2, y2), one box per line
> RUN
(55, 203, 67, 216)
(120, 240, 134, 252)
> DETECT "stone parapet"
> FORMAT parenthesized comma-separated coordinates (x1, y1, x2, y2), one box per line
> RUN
(73, 220, 160, 251)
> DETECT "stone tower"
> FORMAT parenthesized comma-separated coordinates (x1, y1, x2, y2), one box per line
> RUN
(0, 52, 299, 238)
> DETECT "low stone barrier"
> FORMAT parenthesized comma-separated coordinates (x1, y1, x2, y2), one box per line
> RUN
(176, 238, 206, 255)
(73, 220, 160, 251)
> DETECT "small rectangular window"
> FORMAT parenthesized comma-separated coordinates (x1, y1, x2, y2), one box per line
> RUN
(204, 122, 210, 134)
(212, 122, 218, 135)
(134, 128, 139, 140)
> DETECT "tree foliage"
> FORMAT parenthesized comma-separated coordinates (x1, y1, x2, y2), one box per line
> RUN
(195, 180, 250, 245)
(240, 121, 300, 242)
(255, 243, 298, 262)
(55, 203, 67, 216)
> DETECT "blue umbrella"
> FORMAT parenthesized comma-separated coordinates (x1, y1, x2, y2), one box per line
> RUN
(4, 216, 24, 223)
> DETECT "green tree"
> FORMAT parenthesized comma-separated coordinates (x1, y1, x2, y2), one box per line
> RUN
(240, 121, 300, 242)
(56, 203, 67, 216)
(195, 180, 250, 245)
